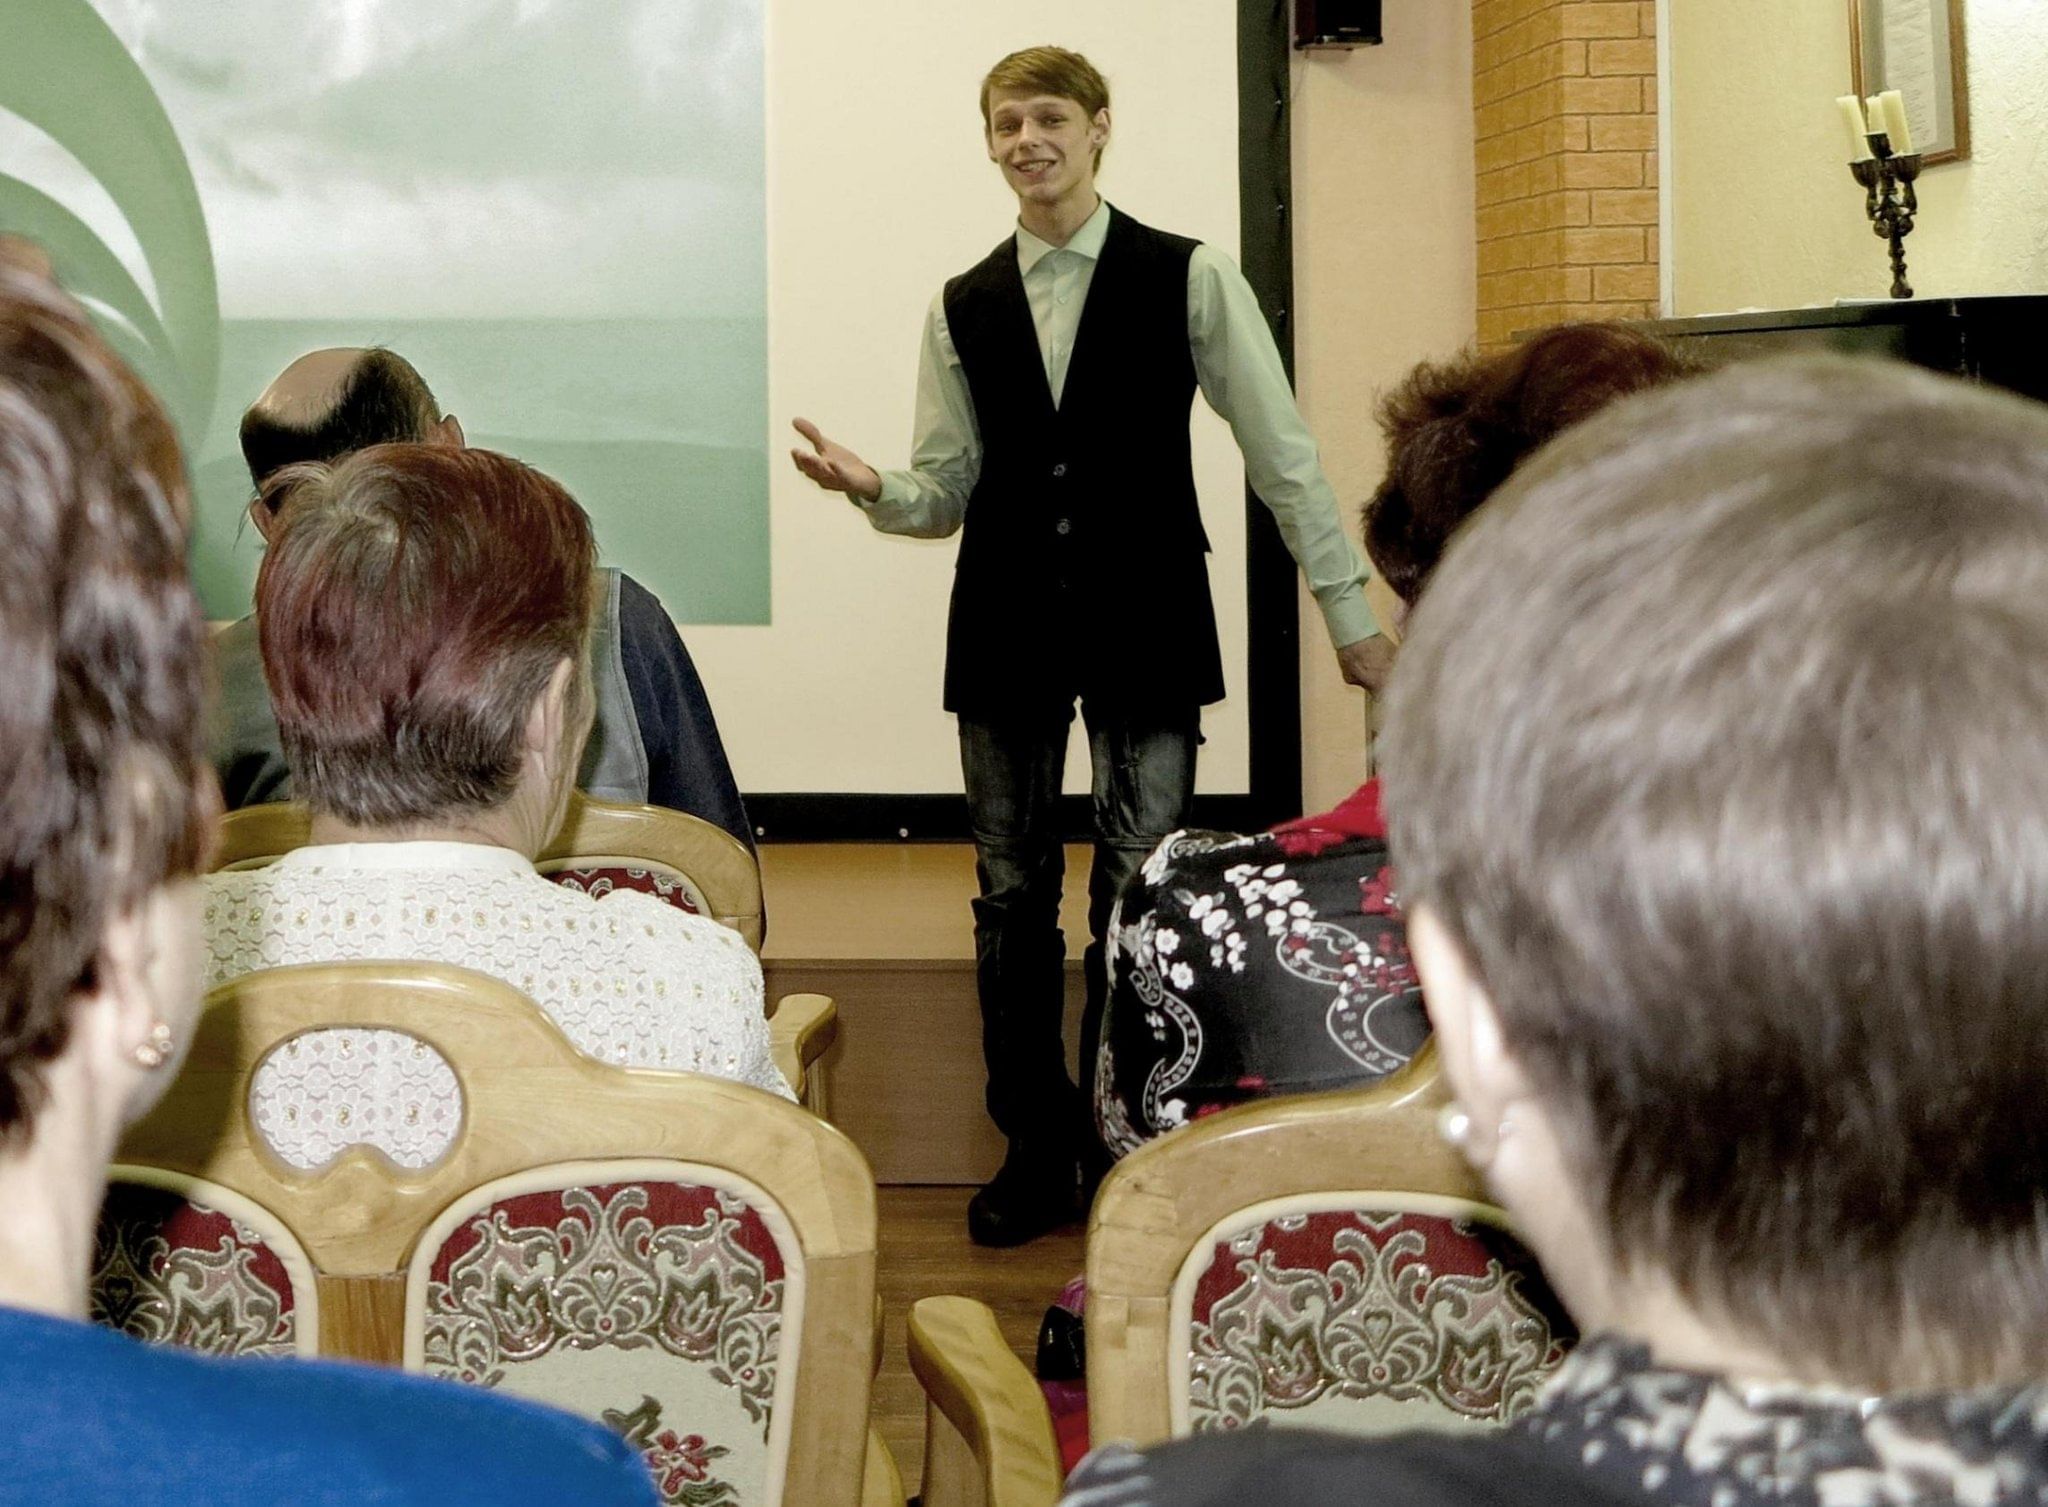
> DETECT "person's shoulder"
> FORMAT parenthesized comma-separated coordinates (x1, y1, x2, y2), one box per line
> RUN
(1106, 205, 1204, 260)
(612, 569, 665, 625)
(588, 886, 754, 953)
(213, 612, 261, 654)
(944, 232, 1023, 304)
(205, 1348, 658, 1502)
(1065, 1427, 1629, 1507)
(0, 1307, 656, 1504)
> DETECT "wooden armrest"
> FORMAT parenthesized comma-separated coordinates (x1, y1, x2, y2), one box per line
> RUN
(861, 1427, 907, 1507)
(907, 1297, 1062, 1507)
(769, 992, 838, 1113)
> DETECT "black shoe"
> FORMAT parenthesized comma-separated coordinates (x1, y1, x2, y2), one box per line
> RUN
(967, 1145, 1081, 1248)
(1035, 1304, 1086, 1381)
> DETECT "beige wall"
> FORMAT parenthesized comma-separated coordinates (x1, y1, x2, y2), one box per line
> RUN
(1292, 8, 1478, 812)
(1669, 0, 2048, 313)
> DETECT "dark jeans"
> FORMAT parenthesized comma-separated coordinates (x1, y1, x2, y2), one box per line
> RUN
(959, 703, 1199, 1160)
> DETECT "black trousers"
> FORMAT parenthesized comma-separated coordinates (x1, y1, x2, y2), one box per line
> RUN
(958, 702, 1199, 1158)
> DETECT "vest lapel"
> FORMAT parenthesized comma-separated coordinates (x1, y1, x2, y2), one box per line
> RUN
(990, 236, 1060, 421)
(1057, 205, 1129, 417)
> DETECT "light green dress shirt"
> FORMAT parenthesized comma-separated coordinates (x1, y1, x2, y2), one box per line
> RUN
(860, 200, 1379, 647)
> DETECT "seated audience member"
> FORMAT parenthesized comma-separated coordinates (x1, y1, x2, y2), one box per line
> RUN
(1067, 358, 2048, 1506)
(206, 444, 787, 1171)
(216, 347, 753, 851)
(1096, 324, 1694, 1156)
(0, 244, 654, 1503)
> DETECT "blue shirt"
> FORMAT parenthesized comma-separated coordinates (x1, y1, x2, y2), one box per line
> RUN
(0, 1303, 657, 1506)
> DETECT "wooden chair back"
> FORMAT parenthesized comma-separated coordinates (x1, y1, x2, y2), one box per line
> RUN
(1085, 1043, 1569, 1450)
(110, 962, 878, 1507)
(215, 793, 766, 952)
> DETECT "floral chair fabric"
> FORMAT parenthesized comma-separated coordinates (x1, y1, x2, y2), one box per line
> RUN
(1181, 1207, 1573, 1438)
(90, 1178, 310, 1359)
(412, 1175, 794, 1507)
(545, 864, 706, 917)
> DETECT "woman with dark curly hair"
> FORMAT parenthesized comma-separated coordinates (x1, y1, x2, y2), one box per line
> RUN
(1094, 324, 1699, 1157)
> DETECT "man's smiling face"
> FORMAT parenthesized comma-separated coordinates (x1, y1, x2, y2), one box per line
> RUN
(984, 87, 1108, 211)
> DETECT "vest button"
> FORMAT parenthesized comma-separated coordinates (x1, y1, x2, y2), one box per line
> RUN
(1055, 518, 1072, 536)
(1051, 463, 1068, 479)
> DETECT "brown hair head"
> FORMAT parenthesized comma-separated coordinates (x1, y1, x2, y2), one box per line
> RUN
(980, 46, 1111, 166)
(0, 247, 211, 1140)
(1364, 322, 1699, 605)
(256, 444, 596, 826)
(1382, 356, 2048, 1392)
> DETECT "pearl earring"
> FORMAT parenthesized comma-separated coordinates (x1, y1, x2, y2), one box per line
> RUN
(1436, 1102, 1472, 1148)
(131, 1019, 175, 1071)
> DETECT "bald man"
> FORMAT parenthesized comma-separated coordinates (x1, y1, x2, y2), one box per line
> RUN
(215, 347, 754, 852)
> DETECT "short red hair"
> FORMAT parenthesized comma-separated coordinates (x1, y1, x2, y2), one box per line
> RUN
(256, 444, 596, 825)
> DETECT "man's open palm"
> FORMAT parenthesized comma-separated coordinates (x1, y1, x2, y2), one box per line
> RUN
(790, 418, 882, 502)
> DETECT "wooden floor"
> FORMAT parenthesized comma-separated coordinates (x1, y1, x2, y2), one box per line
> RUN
(872, 1185, 1085, 1492)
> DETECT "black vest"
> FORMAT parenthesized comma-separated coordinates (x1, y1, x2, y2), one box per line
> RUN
(940, 206, 1226, 720)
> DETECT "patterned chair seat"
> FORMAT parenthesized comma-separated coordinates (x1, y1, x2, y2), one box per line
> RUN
(412, 1172, 798, 1507)
(91, 1173, 315, 1360)
(1184, 1206, 1572, 1437)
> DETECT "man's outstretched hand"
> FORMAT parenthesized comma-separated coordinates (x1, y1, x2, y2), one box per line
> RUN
(790, 418, 882, 502)
(1336, 634, 1396, 695)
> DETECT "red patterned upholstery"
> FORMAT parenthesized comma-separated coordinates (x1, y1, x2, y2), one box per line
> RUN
(1185, 1210, 1572, 1434)
(90, 1181, 302, 1358)
(547, 866, 703, 915)
(416, 1179, 787, 1507)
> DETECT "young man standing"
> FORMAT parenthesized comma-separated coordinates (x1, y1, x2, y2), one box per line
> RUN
(792, 47, 1390, 1246)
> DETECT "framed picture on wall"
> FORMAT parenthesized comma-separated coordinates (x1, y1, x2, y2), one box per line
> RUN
(1849, 0, 1970, 163)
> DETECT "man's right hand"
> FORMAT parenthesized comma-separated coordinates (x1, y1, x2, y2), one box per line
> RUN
(790, 418, 882, 503)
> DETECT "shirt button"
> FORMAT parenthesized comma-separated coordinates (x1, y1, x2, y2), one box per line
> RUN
(1056, 518, 1072, 535)
(1051, 463, 1068, 478)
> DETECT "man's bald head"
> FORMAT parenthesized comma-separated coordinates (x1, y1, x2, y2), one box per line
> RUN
(239, 347, 445, 493)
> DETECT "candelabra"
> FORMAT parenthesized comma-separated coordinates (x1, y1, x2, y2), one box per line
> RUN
(1849, 133, 1922, 300)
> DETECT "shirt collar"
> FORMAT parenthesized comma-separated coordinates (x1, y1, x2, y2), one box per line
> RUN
(273, 841, 536, 877)
(1015, 198, 1113, 275)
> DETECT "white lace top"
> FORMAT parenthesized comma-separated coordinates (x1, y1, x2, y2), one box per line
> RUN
(203, 841, 790, 1170)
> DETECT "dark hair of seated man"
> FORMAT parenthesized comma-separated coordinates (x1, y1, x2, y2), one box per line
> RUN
(239, 347, 444, 494)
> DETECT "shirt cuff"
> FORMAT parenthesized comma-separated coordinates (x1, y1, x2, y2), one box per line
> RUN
(1320, 587, 1380, 649)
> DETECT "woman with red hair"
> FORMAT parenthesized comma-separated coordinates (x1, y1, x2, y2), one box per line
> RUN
(1094, 324, 1700, 1156)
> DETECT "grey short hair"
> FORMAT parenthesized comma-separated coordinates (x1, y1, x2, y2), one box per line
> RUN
(1383, 356, 2048, 1391)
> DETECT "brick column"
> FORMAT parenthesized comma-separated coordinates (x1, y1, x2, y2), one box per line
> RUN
(1473, 0, 1659, 350)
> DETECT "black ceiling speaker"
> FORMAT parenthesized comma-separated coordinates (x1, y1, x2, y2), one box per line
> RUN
(1294, 0, 1384, 48)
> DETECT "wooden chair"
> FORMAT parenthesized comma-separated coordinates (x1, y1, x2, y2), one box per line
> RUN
(904, 1047, 1573, 1507)
(96, 962, 892, 1507)
(215, 792, 766, 953)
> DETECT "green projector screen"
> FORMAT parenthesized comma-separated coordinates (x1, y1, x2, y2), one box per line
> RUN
(0, 0, 770, 625)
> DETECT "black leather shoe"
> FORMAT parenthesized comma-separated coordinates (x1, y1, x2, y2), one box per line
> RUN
(967, 1146, 1080, 1248)
(1035, 1304, 1086, 1381)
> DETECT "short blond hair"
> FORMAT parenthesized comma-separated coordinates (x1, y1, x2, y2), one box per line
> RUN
(980, 46, 1111, 167)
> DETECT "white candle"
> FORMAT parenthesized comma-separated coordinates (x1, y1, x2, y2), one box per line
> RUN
(1865, 95, 1890, 142)
(1880, 89, 1914, 154)
(1837, 94, 1874, 159)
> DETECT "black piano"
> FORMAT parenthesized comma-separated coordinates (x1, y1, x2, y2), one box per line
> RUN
(1645, 296, 2048, 405)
